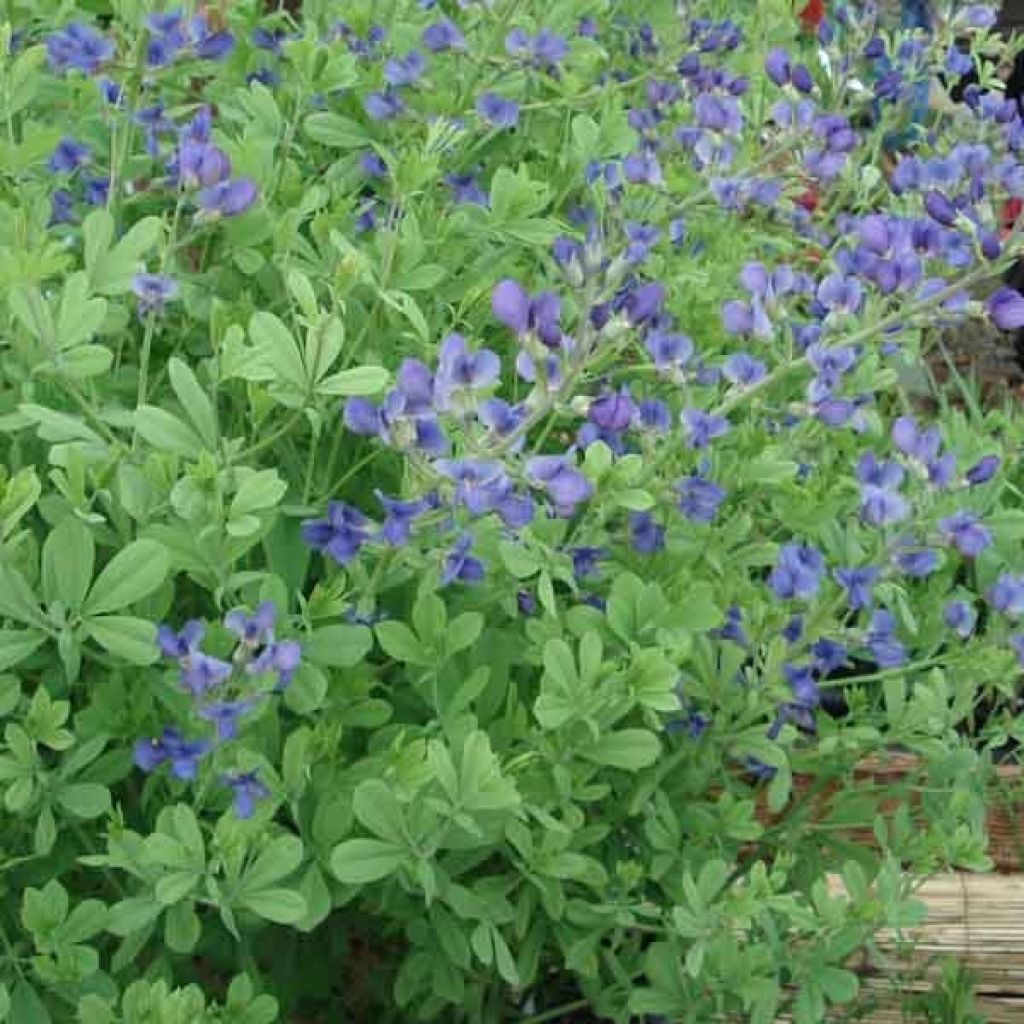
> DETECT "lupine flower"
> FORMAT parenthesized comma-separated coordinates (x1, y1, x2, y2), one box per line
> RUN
(198, 700, 255, 742)
(223, 771, 270, 819)
(965, 455, 999, 485)
(891, 542, 939, 578)
(179, 652, 232, 697)
(860, 484, 909, 527)
(769, 543, 825, 600)
(134, 728, 211, 779)
(191, 15, 235, 60)
(364, 90, 405, 120)
(629, 512, 665, 554)
(891, 416, 941, 464)
(491, 280, 562, 344)
(723, 353, 766, 387)
(765, 47, 790, 86)
(252, 27, 288, 53)
(225, 603, 276, 647)
(681, 409, 729, 449)
(157, 621, 205, 659)
(924, 190, 958, 227)
(441, 533, 484, 586)
(84, 177, 109, 206)
(622, 153, 664, 186)
(50, 190, 76, 226)
(375, 491, 431, 547)
(782, 615, 804, 643)
(525, 455, 592, 517)
(784, 663, 819, 709)
(623, 282, 664, 325)
(676, 476, 725, 524)
(48, 138, 90, 173)
(1011, 634, 1024, 668)
(715, 605, 747, 646)
(811, 638, 848, 674)
(985, 287, 1024, 330)
(938, 511, 991, 557)
(444, 172, 488, 206)
(866, 610, 906, 668)
(433, 334, 500, 412)
(944, 600, 976, 638)
(816, 273, 862, 314)
(423, 19, 465, 51)
(645, 331, 694, 372)
(637, 399, 671, 434)
(569, 546, 604, 578)
(46, 22, 114, 74)
(476, 93, 519, 128)
(505, 28, 568, 72)
(197, 179, 258, 217)
(834, 566, 878, 610)
(132, 274, 178, 316)
(384, 51, 426, 87)
(248, 640, 302, 689)
(177, 141, 231, 188)
(302, 502, 373, 564)
(989, 573, 1024, 617)
(589, 387, 636, 431)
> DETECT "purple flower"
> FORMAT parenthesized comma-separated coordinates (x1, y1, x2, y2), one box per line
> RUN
(866, 610, 906, 668)
(721, 299, 771, 338)
(856, 452, 904, 490)
(50, 190, 76, 226)
(131, 274, 178, 316)
(252, 27, 287, 53)
(525, 455, 592, 517)
(197, 179, 258, 217)
(722, 352, 766, 387)
(891, 543, 939, 578)
(441, 533, 484, 586)
(681, 409, 729, 449)
(924, 190, 958, 227)
(816, 273, 862, 314)
(812, 638, 848, 674)
(944, 600, 976, 638)
(157, 621, 205, 660)
(444, 172, 487, 206)
(782, 615, 804, 644)
(180, 652, 232, 697)
(198, 700, 254, 742)
(989, 574, 1024, 617)
(84, 177, 109, 206)
(637, 399, 671, 434)
(784, 663, 819, 709)
(476, 93, 519, 128)
(938, 511, 991, 558)
(48, 138, 90, 173)
(364, 90, 404, 120)
(589, 387, 636, 431)
(769, 542, 825, 601)
(46, 22, 114, 74)
(491, 280, 562, 344)
(891, 416, 941, 463)
(248, 640, 302, 689)
(834, 566, 878, 610)
(302, 502, 373, 564)
(433, 333, 500, 411)
(676, 476, 725, 524)
(223, 771, 270, 819)
(375, 491, 430, 547)
(986, 287, 1024, 330)
(423, 19, 465, 52)
(178, 140, 231, 188)
(225, 602, 276, 647)
(645, 331, 693, 372)
(191, 16, 234, 60)
(569, 546, 604, 579)
(791, 64, 813, 94)
(622, 153, 663, 186)
(506, 27, 568, 71)
(629, 512, 665, 554)
(134, 728, 211, 780)
(965, 455, 1000, 485)
(384, 51, 426, 88)
(623, 282, 665, 326)
(765, 47, 790, 86)
(860, 485, 909, 527)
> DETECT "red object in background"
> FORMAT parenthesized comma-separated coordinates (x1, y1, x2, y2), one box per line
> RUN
(795, 185, 820, 213)
(798, 0, 825, 29)
(1001, 198, 1023, 238)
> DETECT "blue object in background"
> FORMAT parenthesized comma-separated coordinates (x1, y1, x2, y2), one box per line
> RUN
(873, 0, 934, 151)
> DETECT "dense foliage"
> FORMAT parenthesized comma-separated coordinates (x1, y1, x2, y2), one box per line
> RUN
(2, 0, 1024, 1020)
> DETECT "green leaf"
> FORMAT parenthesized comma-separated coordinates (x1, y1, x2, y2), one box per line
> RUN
(85, 616, 158, 664)
(0, 630, 46, 672)
(90, 217, 163, 295)
(304, 112, 369, 148)
(164, 902, 201, 954)
(284, 663, 328, 714)
(10, 981, 50, 1024)
(241, 835, 304, 893)
(231, 469, 287, 518)
(0, 676, 21, 717)
(134, 405, 203, 457)
(18, 403, 103, 446)
(304, 623, 372, 667)
(0, 561, 44, 626)
(57, 782, 111, 819)
(330, 839, 405, 884)
(818, 967, 858, 1005)
(582, 730, 661, 771)
(167, 358, 218, 449)
(106, 898, 162, 937)
(374, 620, 432, 666)
(317, 366, 389, 396)
(446, 612, 483, 656)
(154, 872, 200, 905)
(84, 540, 169, 615)
(249, 312, 306, 393)
(238, 889, 308, 925)
(353, 779, 405, 844)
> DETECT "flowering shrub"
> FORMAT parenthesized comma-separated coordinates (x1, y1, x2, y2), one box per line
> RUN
(1, 0, 1024, 1020)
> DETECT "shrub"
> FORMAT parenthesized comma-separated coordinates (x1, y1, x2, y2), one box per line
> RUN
(0, 0, 1022, 1021)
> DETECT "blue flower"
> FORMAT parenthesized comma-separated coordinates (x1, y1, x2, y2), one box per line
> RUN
(131, 274, 178, 317)
(943, 600, 976, 638)
(156, 621, 205, 659)
(423, 19, 465, 52)
(989, 574, 1024, 617)
(248, 640, 301, 689)
(938, 511, 991, 558)
(890, 542, 939, 578)
(48, 138, 90, 173)
(375, 491, 431, 547)
(782, 615, 804, 643)
(433, 334, 500, 412)
(384, 51, 426, 88)
(965, 455, 999, 485)
(134, 728, 211, 780)
(681, 409, 729, 449)
(444, 172, 488, 206)
(177, 140, 232, 188)
(866, 610, 906, 668)
(222, 770, 270, 819)
(476, 93, 519, 128)
(722, 352, 766, 387)
(769, 543, 825, 600)
(198, 699, 255, 741)
(180, 652, 232, 697)
(364, 90, 405, 120)
(302, 502, 373, 564)
(46, 23, 114, 74)
(629, 512, 665, 554)
(645, 330, 694, 373)
(441, 533, 484, 586)
(197, 179, 258, 217)
(491, 280, 562, 345)
(525, 455, 592, 517)
(225, 602, 276, 647)
(833, 566, 878, 610)
(50, 189, 76, 226)
(505, 27, 568, 72)
(589, 387, 636, 431)
(676, 476, 725, 524)
(811, 638, 848, 674)
(891, 415, 941, 464)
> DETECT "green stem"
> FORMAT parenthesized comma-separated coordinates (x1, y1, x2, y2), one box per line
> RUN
(519, 997, 590, 1024)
